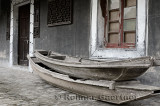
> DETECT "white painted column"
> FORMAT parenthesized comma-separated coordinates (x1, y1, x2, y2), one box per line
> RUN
(90, 0, 98, 57)
(9, 3, 14, 67)
(29, 0, 35, 72)
(145, 0, 149, 56)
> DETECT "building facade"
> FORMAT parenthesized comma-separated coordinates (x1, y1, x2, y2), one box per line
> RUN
(0, 0, 160, 86)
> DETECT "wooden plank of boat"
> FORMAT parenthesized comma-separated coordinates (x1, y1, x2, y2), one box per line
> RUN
(34, 50, 153, 81)
(28, 56, 160, 104)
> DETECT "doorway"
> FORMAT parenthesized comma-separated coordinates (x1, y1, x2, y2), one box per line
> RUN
(18, 4, 30, 66)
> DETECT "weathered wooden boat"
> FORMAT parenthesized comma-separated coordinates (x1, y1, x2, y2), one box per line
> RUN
(34, 50, 153, 81)
(28, 56, 160, 104)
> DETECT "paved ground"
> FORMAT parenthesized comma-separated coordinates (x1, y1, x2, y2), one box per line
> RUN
(0, 67, 160, 106)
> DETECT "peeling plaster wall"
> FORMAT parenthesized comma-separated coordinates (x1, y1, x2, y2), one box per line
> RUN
(12, 0, 29, 5)
(0, 0, 10, 67)
(35, 0, 91, 58)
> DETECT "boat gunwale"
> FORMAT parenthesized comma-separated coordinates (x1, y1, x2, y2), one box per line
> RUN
(34, 50, 153, 68)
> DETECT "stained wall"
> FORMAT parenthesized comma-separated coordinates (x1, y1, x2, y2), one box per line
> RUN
(35, 0, 91, 58)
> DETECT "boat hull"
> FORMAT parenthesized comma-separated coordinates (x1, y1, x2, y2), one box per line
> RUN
(28, 56, 160, 104)
(40, 58, 148, 81)
(35, 50, 152, 81)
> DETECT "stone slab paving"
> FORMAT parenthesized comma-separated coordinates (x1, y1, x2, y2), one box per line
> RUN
(0, 67, 160, 106)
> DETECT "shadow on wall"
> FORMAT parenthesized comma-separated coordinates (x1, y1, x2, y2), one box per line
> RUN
(0, 0, 10, 66)
(138, 66, 160, 87)
(148, 0, 160, 57)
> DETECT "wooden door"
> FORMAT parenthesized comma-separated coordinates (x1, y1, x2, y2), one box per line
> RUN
(18, 4, 30, 66)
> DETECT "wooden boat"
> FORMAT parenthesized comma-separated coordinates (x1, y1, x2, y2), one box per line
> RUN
(34, 50, 153, 81)
(28, 56, 160, 104)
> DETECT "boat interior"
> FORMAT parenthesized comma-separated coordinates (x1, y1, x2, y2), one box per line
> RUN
(35, 50, 153, 66)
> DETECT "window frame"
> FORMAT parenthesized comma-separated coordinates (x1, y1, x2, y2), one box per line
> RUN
(104, 0, 137, 48)
(90, 0, 147, 59)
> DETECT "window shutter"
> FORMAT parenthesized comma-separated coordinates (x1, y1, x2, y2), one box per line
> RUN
(101, 0, 137, 48)
(34, 0, 40, 38)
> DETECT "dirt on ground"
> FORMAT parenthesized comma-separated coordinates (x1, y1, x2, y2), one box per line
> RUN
(0, 67, 160, 106)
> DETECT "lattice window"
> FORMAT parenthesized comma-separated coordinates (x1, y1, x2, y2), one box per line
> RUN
(34, 0, 40, 38)
(47, 0, 72, 26)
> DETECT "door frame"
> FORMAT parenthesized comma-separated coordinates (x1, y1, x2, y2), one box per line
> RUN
(9, 0, 34, 70)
